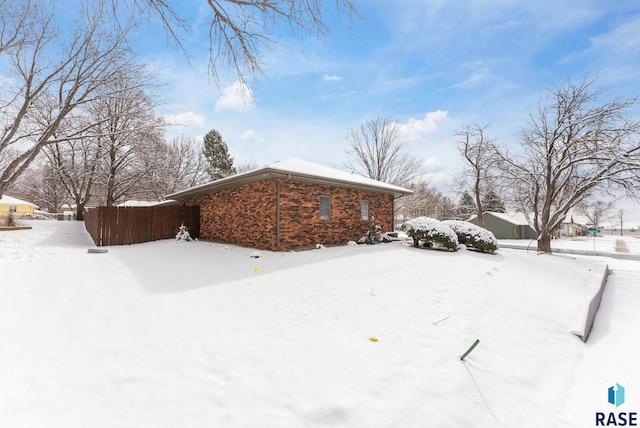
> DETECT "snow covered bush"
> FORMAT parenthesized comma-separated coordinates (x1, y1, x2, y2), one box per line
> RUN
(175, 224, 192, 241)
(443, 220, 498, 254)
(403, 216, 458, 251)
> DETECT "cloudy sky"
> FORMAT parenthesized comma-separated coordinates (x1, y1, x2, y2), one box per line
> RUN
(142, 1, 639, 204)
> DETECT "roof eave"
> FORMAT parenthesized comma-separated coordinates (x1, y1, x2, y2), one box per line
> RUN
(165, 168, 413, 200)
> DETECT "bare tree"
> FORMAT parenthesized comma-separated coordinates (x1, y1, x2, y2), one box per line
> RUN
(6, 159, 69, 213)
(454, 124, 499, 228)
(235, 160, 259, 173)
(576, 198, 614, 228)
(42, 69, 165, 217)
(90, 79, 165, 207)
(0, 0, 32, 54)
(496, 77, 640, 253)
(43, 132, 102, 220)
(0, 1, 137, 198)
(120, 0, 359, 84)
(344, 115, 424, 186)
(395, 180, 456, 222)
(141, 136, 209, 200)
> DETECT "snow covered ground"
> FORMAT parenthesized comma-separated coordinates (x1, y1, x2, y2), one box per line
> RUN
(1, 221, 639, 427)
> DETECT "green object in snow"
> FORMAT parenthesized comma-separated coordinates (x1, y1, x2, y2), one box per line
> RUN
(460, 339, 480, 361)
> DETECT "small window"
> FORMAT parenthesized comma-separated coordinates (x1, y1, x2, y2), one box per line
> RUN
(9, 205, 16, 213)
(361, 200, 370, 221)
(319, 196, 331, 220)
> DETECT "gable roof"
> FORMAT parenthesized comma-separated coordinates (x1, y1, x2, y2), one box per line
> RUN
(0, 195, 37, 207)
(166, 158, 414, 200)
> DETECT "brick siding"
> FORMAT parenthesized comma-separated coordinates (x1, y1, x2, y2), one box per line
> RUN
(183, 178, 395, 251)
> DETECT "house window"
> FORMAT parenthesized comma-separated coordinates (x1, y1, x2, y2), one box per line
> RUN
(9, 206, 16, 213)
(361, 200, 370, 220)
(319, 196, 331, 220)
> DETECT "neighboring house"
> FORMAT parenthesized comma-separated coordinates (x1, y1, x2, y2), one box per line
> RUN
(165, 158, 413, 251)
(0, 195, 38, 218)
(556, 213, 588, 237)
(468, 211, 537, 240)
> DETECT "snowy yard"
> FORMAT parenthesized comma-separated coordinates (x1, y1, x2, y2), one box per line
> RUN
(1, 221, 639, 427)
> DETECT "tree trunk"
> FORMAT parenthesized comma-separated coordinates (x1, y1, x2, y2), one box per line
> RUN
(537, 230, 552, 253)
(75, 203, 85, 221)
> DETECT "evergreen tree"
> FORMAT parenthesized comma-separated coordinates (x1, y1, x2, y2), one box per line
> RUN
(202, 129, 236, 179)
(457, 192, 476, 219)
(482, 189, 506, 213)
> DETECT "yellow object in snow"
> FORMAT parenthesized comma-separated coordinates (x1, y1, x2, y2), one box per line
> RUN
(254, 267, 259, 273)
(369, 337, 379, 342)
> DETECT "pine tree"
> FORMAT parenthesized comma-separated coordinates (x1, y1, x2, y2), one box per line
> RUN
(202, 129, 236, 179)
(482, 189, 506, 213)
(457, 192, 476, 219)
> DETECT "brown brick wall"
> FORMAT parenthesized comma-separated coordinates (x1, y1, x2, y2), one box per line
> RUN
(183, 178, 395, 251)
(183, 180, 278, 250)
(278, 181, 394, 250)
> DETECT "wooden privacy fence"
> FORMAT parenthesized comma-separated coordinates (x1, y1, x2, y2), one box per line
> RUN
(84, 205, 200, 246)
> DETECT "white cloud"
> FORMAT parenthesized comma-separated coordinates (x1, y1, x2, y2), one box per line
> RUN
(583, 15, 640, 58)
(241, 129, 264, 143)
(163, 111, 206, 128)
(423, 156, 442, 170)
(399, 110, 449, 142)
(215, 81, 255, 112)
(322, 74, 343, 82)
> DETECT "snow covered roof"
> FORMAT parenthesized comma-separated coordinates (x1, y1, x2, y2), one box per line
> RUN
(0, 195, 37, 207)
(563, 212, 591, 226)
(469, 211, 532, 226)
(166, 158, 414, 200)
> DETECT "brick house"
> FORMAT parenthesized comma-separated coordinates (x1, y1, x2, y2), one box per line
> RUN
(165, 158, 413, 251)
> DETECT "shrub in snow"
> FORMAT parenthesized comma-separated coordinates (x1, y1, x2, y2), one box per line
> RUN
(403, 216, 458, 251)
(443, 220, 498, 254)
(175, 224, 192, 241)
(358, 221, 391, 244)
(3, 213, 17, 227)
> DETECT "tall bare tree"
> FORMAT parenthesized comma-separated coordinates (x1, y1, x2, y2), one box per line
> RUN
(41, 68, 164, 217)
(496, 77, 640, 253)
(0, 1, 137, 198)
(454, 124, 498, 228)
(344, 115, 424, 187)
(89, 78, 165, 206)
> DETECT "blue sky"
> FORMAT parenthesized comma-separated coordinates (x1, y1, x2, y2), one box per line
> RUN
(142, 1, 640, 211)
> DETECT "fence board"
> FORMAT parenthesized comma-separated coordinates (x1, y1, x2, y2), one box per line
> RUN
(84, 205, 200, 246)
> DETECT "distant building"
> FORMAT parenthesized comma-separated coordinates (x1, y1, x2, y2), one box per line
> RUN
(0, 195, 38, 218)
(468, 212, 537, 240)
